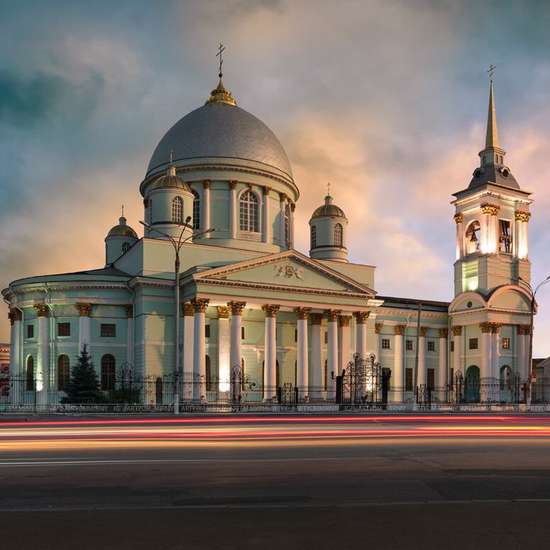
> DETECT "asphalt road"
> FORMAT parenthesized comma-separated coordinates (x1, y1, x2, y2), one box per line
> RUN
(2, 415, 550, 549)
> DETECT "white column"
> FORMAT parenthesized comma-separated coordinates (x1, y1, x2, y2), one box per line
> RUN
(279, 194, 286, 246)
(125, 305, 134, 371)
(263, 305, 279, 400)
(192, 299, 208, 401)
(295, 308, 309, 401)
(203, 180, 211, 237)
(338, 316, 351, 375)
(393, 325, 404, 403)
(35, 304, 50, 407)
(452, 326, 462, 381)
(229, 181, 237, 240)
(9, 309, 21, 405)
(438, 328, 448, 389)
(262, 186, 271, 244)
(327, 312, 339, 398)
(417, 328, 427, 388)
(182, 303, 194, 401)
(454, 213, 464, 260)
(310, 314, 322, 400)
(76, 303, 92, 352)
(480, 323, 491, 401)
(228, 302, 245, 400)
(217, 306, 230, 396)
(355, 312, 369, 360)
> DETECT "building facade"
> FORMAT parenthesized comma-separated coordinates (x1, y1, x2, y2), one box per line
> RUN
(2, 76, 533, 407)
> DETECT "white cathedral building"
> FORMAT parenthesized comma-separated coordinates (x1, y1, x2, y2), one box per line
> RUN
(2, 74, 534, 407)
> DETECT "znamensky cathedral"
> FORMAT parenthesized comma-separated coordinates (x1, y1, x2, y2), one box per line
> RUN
(2, 69, 534, 406)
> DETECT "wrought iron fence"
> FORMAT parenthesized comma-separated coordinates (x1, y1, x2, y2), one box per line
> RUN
(1, 371, 549, 413)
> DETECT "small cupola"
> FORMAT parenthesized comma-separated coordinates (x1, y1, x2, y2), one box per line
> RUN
(143, 156, 194, 240)
(105, 208, 138, 265)
(309, 188, 349, 263)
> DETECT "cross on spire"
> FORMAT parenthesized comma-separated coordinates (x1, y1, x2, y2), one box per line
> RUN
(327, 182, 331, 196)
(121, 204, 124, 217)
(169, 149, 174, 164)
(487, 64, 496, 81)
(217, 43, 226, 78)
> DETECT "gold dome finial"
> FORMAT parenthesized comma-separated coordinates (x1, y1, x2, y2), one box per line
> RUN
(206, 43, 237, 106)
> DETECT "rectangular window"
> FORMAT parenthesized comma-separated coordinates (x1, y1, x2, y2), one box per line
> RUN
(241, 326, 245, 340)
(428, 368, 435, 390)
(502, 337, 511, 350)
(26, 324, 34, 339)
(427, 340, 435, 352)
(449, 368, 454, 389)
(324, 331, 328, 345)
(294, 328, 298, 343)
(205, 325, 210, 338)
(381, 338, 390, 350)
(406, 340, 413, 351)
(100, 324, 116, 337)
(57, 322, 71, 337)
(405, 368, 413, 391)
(450, 341, 454, 352)
(469, 338, 478, 350)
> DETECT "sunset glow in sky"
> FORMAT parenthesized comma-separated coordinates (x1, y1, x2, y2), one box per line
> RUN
(1, 0, 550, 354)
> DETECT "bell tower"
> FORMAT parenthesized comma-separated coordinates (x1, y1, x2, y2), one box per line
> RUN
(452, 79, 532, 296)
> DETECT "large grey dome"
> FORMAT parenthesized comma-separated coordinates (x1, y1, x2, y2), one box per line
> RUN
(146, 101, 292, 180)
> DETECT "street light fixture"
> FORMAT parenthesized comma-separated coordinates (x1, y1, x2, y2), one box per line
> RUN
(518, 275, 550, 406)
(140, 219, 215, 414)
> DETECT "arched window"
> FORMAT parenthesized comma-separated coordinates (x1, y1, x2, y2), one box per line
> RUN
(121, 242, 130, 254)
(310, 225, 317, 249)
(57, 355, 70, 391)
(284, 204, 291, 247)
(101, 354, 116, 391)
(171, 196, 184, 224)
(26, 356, 34, 391)
(239, 190, 259, 232)
(192, 190, 201, 230)
(205, 355, 212, 391)
(465, 221, 481, 254)
(334, 223, 343, 247)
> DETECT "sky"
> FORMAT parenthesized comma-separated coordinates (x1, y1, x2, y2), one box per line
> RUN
(1, 0, 550, 354)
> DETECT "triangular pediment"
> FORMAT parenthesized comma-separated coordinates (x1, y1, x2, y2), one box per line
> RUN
(193, 250, 375, 296)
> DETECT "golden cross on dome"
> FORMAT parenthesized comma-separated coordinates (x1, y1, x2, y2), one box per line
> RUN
(217, 43, 226, 78)
(327, 182, 331, 196)
(487, 64, 496, 81)
(169, 149, 174, 164)
(121, 204, 125, 217)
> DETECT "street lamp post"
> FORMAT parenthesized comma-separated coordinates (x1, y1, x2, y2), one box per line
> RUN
(518, 275, 550, 406)
(140, 219, 215, 414)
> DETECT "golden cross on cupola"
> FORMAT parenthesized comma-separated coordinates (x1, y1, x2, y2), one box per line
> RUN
(217, 43, 226, 78)
(487, 64, 496, 81)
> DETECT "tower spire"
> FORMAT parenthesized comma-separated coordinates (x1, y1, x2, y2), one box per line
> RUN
(485, 68, 500, 149)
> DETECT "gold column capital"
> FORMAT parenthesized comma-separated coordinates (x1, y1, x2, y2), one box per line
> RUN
(481, 203, 499, 216)
(439, 328, 449, 338)
(216, 306, 229, 319)
(229, 180, 238, 190)
(34, 303, 49, 317)
(182, 302, 195, 316)
(203, 179, 211, 189)
(452, 325, 462, 336)
(338, 315, 351, 328)
(75, 303, 92, 317)
(191, 298, 209, 313)
(354, 311, 370, 324)
(262, 304, 280, 318)
(419, 326, 428, 337)
(490, 322, 501, 334)
(394, 324, 405, 336)
(515, 211, 531, 222)
(375, 322, 383, 334)
(310, 313, 323, 325)
(480, 322, 492, 333)
(294, 307, 311, 320)
(325, 309, 341, 322)
(228, 301, 246, 315)
(124, 304, 134, 319)
(454, 213, 464, 224)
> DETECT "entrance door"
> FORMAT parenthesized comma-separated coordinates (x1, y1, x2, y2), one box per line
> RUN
(464, 366, 480, 403)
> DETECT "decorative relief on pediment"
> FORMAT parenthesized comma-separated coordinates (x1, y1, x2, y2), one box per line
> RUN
(274, 263, 304, 280)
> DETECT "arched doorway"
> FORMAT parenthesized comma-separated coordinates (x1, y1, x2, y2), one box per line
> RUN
(464, 365, 480, 403)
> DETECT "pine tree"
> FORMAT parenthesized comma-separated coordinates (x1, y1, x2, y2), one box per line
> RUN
(62, 345, 105, 404)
